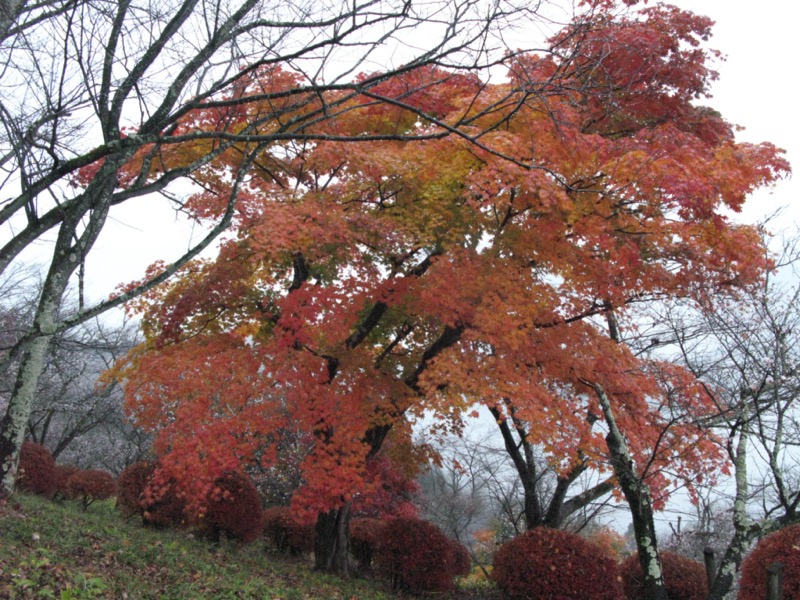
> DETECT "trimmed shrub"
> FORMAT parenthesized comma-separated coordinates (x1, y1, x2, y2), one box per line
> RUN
(493, 527, 623, 600)
(350, 518, 386, 570)
(263, 506, 315, 555)
(620, 551, 707, 600)
(451, 539, 472, 577)
(66, 469, 117, 511)
(117, 461, 156, 518)
(53, 464, 80, 500)
(739, 524, 800, 600)
(16, 441, 57, 497)
(117, 460, 186, 528)
(375, 517, 461, 594)
(201, 471, 264, 544)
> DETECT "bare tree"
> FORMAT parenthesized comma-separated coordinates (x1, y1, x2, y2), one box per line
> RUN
(0, 0, 548, 493)
(637, 232, 800, 600)
(0, 267, 146, 473)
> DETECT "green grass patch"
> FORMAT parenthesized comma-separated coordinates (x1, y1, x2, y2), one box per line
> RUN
(0, 493, 395, 599)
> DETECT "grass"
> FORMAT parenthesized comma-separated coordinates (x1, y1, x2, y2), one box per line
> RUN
(0, 493, 399, 599)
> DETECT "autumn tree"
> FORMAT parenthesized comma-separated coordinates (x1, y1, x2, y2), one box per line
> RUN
(0, 0, 534, 494)
(110, 3, 788, 584)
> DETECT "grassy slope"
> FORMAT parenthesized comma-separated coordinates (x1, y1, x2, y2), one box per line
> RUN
(0, 493, 397, 599)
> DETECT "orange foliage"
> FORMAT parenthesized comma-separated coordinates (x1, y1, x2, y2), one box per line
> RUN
(107, 3, 789, 521)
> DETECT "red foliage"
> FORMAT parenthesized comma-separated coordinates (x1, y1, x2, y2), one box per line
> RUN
(739, 524, 800, 600)
(451, 540, 471, 577)
(620, 551, 707, 600)
(201, 471, 264, 544)
(352, 455, 420, 519)
(375, 517, 462, 594)
(492, 528, 623, 600)
(16, 442, 57, 497)
(53, 464, 80, 500)
(350, 518, 386, 570)
(66, 470, 117, 511)
(111, 2, 790, 530)
(262, 506, 315, 554)
(117, 461, 156, 518)
(117, 460, 187, 528)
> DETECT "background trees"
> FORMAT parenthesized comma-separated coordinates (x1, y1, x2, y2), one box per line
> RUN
(643, 234, 800, 599)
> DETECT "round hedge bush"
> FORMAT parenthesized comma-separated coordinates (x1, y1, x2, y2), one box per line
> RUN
(66, 469, 117, 511)
(451, 539, 472, 577)
(117, 461, 156, 518)
(201, 471, 264, 544)
(492, 527, 623, 600)
(350, 518, 386, 570)
(620, 551, 707, 600)
(263, 506, 315, 554)
(52, 464, 80, 500)
(739, 524, 800, 600)
(375, 517, 462, 594)
(16, 441, 57, 497)
(117, 461, 186, 528)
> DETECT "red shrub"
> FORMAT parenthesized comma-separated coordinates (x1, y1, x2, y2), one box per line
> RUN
(620, 551, 707, 600)
(117, 460, 186, 528)
(66, 469, 117, 511)
(53, 464, 80, 500)
(350, 518, 386, 570)
(492, 527, 623, 600)
(451, 539, 471, 576)
(117, 461, 156, 518)
(375, 517, 461, 594)
(201, 471, 264, 544)
(263, 506, 315, 554)
(16, 441, 57, 497)
(739, 524, 800, 600)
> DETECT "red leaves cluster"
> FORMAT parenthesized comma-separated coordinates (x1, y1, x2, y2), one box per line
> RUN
(65, 470, 117, 511)
(492, 528, 623, 600)
(375, 517, 468, 594)
(739, 524, 800, 600)
(262, 506, 315, 554)
(15, 442, 57, 497)
(200, 471, 264, 544)
(619, 551, 707, 600)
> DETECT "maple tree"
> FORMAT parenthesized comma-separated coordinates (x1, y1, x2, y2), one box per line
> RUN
(108, 2, 788, 585)
(0, 0, 529, 496)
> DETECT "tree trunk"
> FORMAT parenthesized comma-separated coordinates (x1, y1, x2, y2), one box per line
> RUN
(0, 166, 114, 493)
(314, 503, 351, 576)
(0, 335, 52, 491)
(587, 380, 668, 600)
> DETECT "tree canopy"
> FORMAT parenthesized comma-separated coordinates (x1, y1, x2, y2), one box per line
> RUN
(110, 2, 787, 515)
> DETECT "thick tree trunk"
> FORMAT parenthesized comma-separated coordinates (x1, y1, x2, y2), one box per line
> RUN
(0, 166, 113, 493)
(314, 504, 351, 576)
(0, 335, 52, 491)
(588, 380, 668, 600)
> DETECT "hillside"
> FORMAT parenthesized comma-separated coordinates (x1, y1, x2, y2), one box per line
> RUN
(0, 493, 415, 599)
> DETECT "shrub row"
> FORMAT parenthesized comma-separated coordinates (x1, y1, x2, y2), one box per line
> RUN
(492, 528, 713, 600)
(16, 442, 116, 510)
